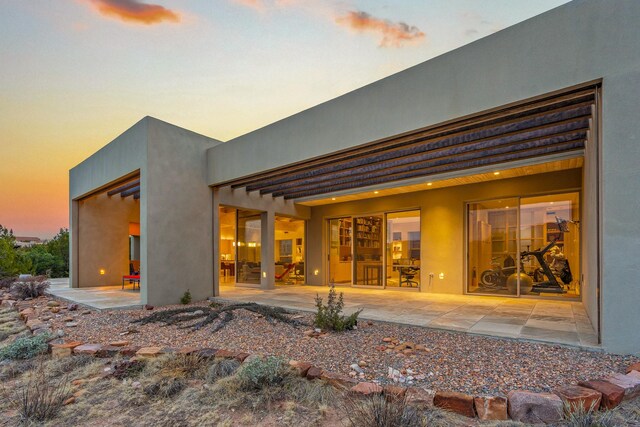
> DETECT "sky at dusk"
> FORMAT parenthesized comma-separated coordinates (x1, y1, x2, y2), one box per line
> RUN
(0, 0, 570, 239)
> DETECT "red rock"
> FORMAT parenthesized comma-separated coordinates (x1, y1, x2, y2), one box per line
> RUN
(474, 396, 508, 420)
(433, 391, 475, 418)
(109, 340, 130, 347)
(215, 349, 236, 359)
(234, 352, 251, 362)
(96, 345, 121, 358)
(135, 346, 164, 358)
(508, 390, 563, 424)
(383, 385, 407, 401)
(321, 371, 358, 389)
(289, 360, 312, 377)
(63, 397, 75, 406)
(73, 344, 103, 355)
(144, 305, 154, 310)
(195, 348, 219, 359)
(306, 366, 323, 380)
(627, 362, 640, 374)
(554, 385, 602, 412)
(350, 382, 383, 396)
(405, 387, 434, 407)
(601, 372, 640, 400)
(578, 379, 625, 409)
(19, 308, 34, 319)
(50, 341, 83, 358)
(118, 346, 141, 357)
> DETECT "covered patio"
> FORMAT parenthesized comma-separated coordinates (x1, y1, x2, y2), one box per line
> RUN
(218, 285, 598, 349)
(47, 279, 141, 310)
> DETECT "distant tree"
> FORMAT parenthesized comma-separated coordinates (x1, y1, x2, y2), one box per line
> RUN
(0, 225, 18, 277)
(45, 228, 69, 278)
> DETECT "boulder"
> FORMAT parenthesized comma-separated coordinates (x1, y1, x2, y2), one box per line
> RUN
(234, 352, 251, 362)
(96, 345, 121, 358)
(135, 347, 164, 358)
(507, 390, 563, 424)
(306, 366, 323, 380)
(215, 349, 236, 359)
(601, 372, 640, 400)
(474, 396, 508, 421)
(109, 340, 130, 347)
(118, 346, 141, 357)
(67, 304, 78, 311)
(627, 362, 640, 374)
(554, 385, 602, 412)
(47, 300, 60, 307)
(321, 371, 359, 389)
(433, 391, 475, 418)
(289, 360, 312, 377)
(194, 348, 219, 359)
(406, 387, 435, 407)
(350, 382, 383, 396)
(73, 344, 103, 356)
(50, 341, 83, 358)
(578, 379, 625, 409)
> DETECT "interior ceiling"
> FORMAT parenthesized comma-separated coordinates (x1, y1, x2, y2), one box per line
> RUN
(97, 174, 141, 201)
(222, 85, 596, 201)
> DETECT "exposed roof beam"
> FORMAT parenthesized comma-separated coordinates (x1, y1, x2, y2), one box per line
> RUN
(133, 193, 140, 200)
(107, 179, 140, 197)
(121, 186, 141, 198)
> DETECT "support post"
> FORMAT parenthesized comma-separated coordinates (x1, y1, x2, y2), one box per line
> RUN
(260, 210, 275, 290)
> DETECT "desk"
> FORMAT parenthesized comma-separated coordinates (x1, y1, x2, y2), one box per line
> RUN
(360, 262, 382, 286)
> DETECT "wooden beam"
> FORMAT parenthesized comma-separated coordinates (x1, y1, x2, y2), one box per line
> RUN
(279, 140, 585, 199)
(107, 179, 140, 197)
(121, 186, 141, 198)
(133, 193, 140, 200)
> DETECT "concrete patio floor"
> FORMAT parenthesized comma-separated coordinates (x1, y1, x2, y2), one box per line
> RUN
(219, 285, 599, 350)
(47, 279, 141, 310)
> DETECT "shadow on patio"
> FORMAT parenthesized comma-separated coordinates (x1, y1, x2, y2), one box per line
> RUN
(47, 278, 141, 310)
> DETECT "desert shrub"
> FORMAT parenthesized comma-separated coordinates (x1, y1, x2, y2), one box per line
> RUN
(180, 289, 192, 305)
(143, 376, 186, 399)
(343, 393, 425, 427)
(236, 356, 290, 391)
(562, 400, 615, 427)
(207, 358, 241, 383)
(314, 285, 361, 332)
(283, 375, 337, 406)
(14, 360, 70, 422)
(0, 333, 51, 360)
(47, 354, 94, 377)
(112, 359, 146, 380)
(144, 353, 207, 379)
(0, 359, 36, 381)
(9, 276, 50, 300)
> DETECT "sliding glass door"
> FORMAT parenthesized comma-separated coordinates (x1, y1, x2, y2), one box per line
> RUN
(328, 218, 352, 285)
(353, 216, 384, 286)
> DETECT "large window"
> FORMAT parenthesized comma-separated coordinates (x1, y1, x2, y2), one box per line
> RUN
(467, 193, 580, 298)
(386, 211, 421, 288)
(275, 216, 305, 284)
(237, 210, 261, 284)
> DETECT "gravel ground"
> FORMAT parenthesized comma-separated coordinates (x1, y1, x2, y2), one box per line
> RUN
(34, 297, 639, 396)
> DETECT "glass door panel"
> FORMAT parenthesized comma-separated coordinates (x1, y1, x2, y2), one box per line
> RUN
(237, 210, 261, 284)
(386, 211, 421, 288)
(354, 215, 383, 286)
(467, 199, 519, 295)
(328, 218, 352, 285)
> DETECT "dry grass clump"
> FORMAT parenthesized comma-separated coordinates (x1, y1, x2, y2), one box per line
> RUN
(143, 353, 208, 379)
(207, 357, 241, 382)
(143, 376, 186, 399)
(342, 393, 425, 427)
(0, 358, 35, 381)
(13, 358, 70, 423)
(46, 354, 94, 377)
(9, 276, 50, 300)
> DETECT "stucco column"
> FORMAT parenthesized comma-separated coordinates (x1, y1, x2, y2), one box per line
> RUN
(70, 200, 79, 288)
(260, 210, 275, 290)
(212, 189, 221, 296)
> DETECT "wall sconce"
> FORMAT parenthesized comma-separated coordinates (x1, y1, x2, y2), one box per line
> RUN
(313, 269, 319, 276)
(262, 271, 267, 278)
(438, 272, 445, 280)
(99, 269, 106, 275)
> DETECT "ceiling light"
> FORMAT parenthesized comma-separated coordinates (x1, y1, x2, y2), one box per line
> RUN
(331, 197, 336, 201)
(493, 171, 500, 176)
(427, 182, 433, 186)
(374, 191, 379, 194)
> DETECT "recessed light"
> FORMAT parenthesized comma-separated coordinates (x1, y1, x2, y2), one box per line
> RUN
(374, 191, 379, 194)
(493, 171, 500, 176)
(331, 197, 336, 201)
(427, 182, 433, 186)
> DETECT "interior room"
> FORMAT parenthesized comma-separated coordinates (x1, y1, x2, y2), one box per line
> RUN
(275, 216, 305, 285)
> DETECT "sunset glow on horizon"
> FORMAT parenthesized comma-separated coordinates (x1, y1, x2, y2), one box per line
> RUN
(0, 0, 569, 239)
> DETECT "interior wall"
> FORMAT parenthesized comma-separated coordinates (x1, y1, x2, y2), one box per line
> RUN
(306, 168, 583, 295)
(78, 192, 140, 287)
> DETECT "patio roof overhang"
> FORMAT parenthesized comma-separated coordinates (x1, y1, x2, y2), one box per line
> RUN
(222, 86, 596, 201)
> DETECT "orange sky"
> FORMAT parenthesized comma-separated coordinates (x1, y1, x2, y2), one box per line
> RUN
(0, 0, 569, 239)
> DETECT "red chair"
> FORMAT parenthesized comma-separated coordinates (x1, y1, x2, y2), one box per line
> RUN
(122, 262, 140, 290)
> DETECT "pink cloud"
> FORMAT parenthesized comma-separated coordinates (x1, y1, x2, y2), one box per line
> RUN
(85, 0, 180, 25)
(336, 10, 425, 47)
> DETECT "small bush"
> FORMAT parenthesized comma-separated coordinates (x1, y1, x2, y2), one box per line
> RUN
(180, 289, 192, 305)
(236, 356, 290, 391)
(145, 353, 207, 379)
(207, 358, 241, 383)
(0, 334, 51, 360)
(9, 276, 50, 300)
(343, 393, 425, 427)
(314, 285, 361, 332)
(14, 360, 70, 422)
(143, 376, 186, 399)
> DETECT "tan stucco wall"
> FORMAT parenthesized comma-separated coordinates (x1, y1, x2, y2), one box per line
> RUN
(78, 192, 139, 287)
(305, 169, 582, 295)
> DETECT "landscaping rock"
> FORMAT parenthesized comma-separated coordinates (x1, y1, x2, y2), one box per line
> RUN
(289, 360, 312, 377)
(383, 385, 407, 401)
(215, 349, 236, 359)
(96, 345, 121, 358)
(194, 348, 218, 359)
(234, 352, 251, 362)
(433, 391, 475, 418)
(65, 322, 79, 328)
(47, 301, 60, 307)
(321, 371, 358, 390)
(63, 397, 75, 406)
(474, 396, 508, 420)
(306, 366, 323, 380)
(627, 362, 640, 374)
(74, 344, 103, 356)
(350, 382, 383, 396)
(554, 385, 602, 412)
(50, 307, 60, 314)
(136, 347, 164, 358)
(601, 372, 640, 400)
(109, 340, 130, 347)
(50, 341, 83, 358)
(144, 305, 154, 310)
(507, 390, 563, 424)
(578, 379, 625, 409)
(68, 304, 78, 311)
(350, 363, 364, 374)
(118, 346, 141, 357)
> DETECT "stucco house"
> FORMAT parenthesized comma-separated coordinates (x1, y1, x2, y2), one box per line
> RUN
(69, 0, 640, 354)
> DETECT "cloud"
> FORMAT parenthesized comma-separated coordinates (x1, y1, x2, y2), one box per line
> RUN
(85, 0, 181, 25)
(335, 10, 425, 47)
